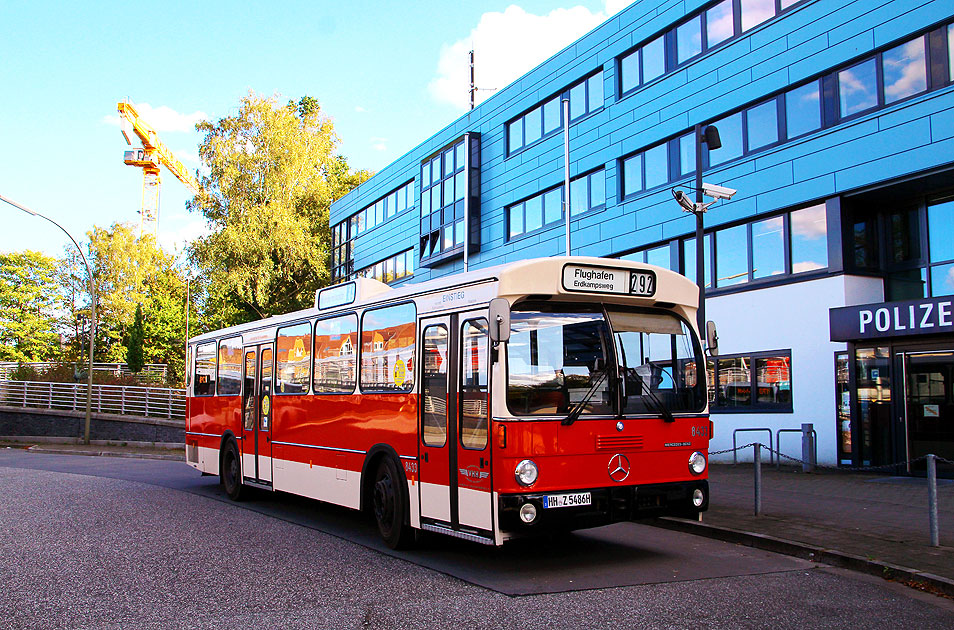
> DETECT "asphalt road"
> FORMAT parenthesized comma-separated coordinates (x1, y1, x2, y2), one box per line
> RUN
(1, 449, 953, 629)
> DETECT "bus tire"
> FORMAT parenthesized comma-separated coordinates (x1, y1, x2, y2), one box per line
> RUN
(372, 457, 413, 550)
(221, 440, 245, 502)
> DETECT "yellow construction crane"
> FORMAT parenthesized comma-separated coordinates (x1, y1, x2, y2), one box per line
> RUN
(117, 101, 200, 238)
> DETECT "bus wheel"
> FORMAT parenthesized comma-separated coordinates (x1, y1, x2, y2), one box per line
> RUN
(221, 441, 244, 501)
(372, 457, 413, 549)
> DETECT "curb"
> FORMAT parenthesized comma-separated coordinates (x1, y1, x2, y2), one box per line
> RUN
(651, 516, 954, 598)
(25, 446, 185, 462)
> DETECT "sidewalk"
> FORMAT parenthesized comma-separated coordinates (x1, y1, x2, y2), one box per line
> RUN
(1, 439, 184, 461)
(656, 463, 954, 596)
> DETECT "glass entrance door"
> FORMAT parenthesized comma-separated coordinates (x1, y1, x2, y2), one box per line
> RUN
(855, 347, 894, 467)
(902, 350, 954, 476)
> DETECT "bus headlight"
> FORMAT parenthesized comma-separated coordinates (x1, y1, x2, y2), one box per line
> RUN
(689, 451, 707, 475)
(514, 459, 538, 486)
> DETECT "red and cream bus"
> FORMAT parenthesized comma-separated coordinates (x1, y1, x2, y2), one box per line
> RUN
(185, 256, 711, 547)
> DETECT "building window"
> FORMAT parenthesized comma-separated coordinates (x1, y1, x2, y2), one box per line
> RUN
(620, 203, 827, 291)
(790, 204, 829, 273)
(618, 0, 806, 98)
(621, 243, 672, 270)
(676, 14, 703, 65)
(354, 249, 414, 285)
(618, 25, 949, 197)
(784, 81, 822, 139)
(276, 322, 312, 395)
(332, 180, 414, 282)
(838, 59, 878, 118)
(706, 1, 734, 49)
(420, 135, 479, 265)
(740, 0, 775, 32)
(707, 350, 792, 412)
(506, 169, 605, 240)
(507, 71, 602, 155)
(928, 198, 954, 297)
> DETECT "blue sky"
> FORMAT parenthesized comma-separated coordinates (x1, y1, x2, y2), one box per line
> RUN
(1, 0, 631, 259)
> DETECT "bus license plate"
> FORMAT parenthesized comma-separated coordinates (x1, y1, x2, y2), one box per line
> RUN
(542, 492, 592, 509)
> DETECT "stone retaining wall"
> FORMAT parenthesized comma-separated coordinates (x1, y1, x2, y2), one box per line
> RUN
(0, 407, 184, 444)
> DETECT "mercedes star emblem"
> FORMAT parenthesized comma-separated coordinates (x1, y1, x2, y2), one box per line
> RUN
(608, 453, 631, 482)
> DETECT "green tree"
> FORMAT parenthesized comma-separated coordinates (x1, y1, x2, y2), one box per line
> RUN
(188, 91, 370, 325)
(126, 303, 145, 373)
(0, 250, 63, 361)
(82, 223, 188, 384)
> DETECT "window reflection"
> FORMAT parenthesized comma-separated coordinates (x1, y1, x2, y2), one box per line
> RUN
(621, 50, 639, 92)
(839, 59, 878, 117)
(710, 112, 742, 166)
(883, 39, 926, 104)
(706, 0, 734, 48)
(644, 144, 668, 189)
(623, 153, 642, 196)
(716, 224, 748, 287)
(752, 216, 784, 279)
(785, 82, 821, 138)
(747, 100, 778, 150)
(642, 36, 665, 82)
(740, 0, 774, 31)
(677, 16, 702, 64)
(791, 204, 828, 273)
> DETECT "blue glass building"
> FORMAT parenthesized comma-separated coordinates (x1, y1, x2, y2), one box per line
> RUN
(330, 0, 954, 472)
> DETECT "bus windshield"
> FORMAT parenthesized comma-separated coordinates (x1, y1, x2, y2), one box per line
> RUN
(506, 305, 704, 417)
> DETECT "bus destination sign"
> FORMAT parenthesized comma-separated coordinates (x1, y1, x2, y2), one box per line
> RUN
(562, 265, 656, 297)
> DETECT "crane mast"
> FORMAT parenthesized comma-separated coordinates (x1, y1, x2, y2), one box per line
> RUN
(117, 101, 200, 238)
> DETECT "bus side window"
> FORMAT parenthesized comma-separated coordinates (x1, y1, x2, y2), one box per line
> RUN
(461, 318, 489, 449)
(276, 322, 312, 395)
(361, 302, 416, 392)
(194, 342, 217, 397)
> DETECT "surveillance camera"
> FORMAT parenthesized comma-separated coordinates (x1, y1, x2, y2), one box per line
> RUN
(671, 188, 695, 213)
(701, 182, 737, 201)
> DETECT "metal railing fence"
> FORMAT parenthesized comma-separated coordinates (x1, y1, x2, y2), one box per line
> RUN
(0, 380, 185, 421)
(0, 362, 169, 383)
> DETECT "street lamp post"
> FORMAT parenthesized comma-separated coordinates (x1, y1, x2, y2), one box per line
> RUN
(0, 193, 97, 445)
(692, 123, 722, 335)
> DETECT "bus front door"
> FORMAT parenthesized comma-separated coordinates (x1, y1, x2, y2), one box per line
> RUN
(241, 344, 274, 485)
(419, 313, 493, 536)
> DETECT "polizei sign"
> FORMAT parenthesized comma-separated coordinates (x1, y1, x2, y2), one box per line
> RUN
(562, 264, 656, 297)
(830, 296, 954, 341)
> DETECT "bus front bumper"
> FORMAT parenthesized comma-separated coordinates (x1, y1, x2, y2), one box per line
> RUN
(498, 480, 708, 533)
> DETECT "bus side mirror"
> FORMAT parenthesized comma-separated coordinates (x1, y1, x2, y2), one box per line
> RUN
(706, 320, 719, 357)
(489, 298, 511, 344)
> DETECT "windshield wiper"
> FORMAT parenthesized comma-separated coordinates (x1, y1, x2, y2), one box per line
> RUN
(641, 383, 675, 423)
(561, 370, 607, 426)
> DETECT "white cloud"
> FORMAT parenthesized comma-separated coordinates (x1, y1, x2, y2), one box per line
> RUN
(355, 105, 367, 113)
(429, 2, 635, 111)
(370, 136, 388, 152)
(791, 204, 827, 240)
(103, 102, 208, 133)
(793, 261, 825, 274)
